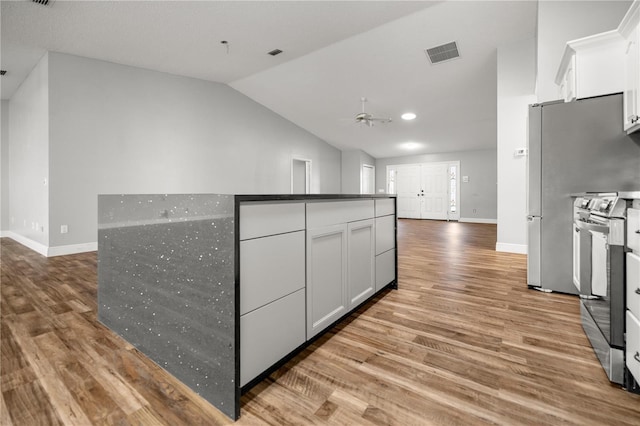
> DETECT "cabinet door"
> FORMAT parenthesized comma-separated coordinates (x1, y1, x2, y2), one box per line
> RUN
(240, 288, 306, 386)
(624, 25, 640, 132)
(307, 224, 348, 338)
(348, 219, 375, 309)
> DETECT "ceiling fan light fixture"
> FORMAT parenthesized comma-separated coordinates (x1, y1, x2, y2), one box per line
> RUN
(401, 112, 416, 120)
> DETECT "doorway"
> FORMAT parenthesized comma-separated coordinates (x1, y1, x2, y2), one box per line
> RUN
(387, 161, 460, 220)
(291, 158, 312, 194)
(361, 164, 375, 194)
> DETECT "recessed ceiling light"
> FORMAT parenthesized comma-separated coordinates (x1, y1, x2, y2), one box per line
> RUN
(401, 142, 421, 150)
(401, 112, 417, 121)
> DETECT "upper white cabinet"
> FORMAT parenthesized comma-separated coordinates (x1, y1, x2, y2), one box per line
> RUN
(619, 0, 640, 133)
(556, 30, 625, 102)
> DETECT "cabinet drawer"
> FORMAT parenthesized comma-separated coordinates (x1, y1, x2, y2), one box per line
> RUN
(240, 202, 305, 240)
(376, 249, 396, 291)
(306, 200, 374, 229)
(375, 199, 395, 217)
(628, 252, 640, 319)
(375, 215, 395, 255)
(240, 231, 305, 315)
(240, 288, 306, 386)
(629, 208, 640, 252)
(626, 310, 640, 384)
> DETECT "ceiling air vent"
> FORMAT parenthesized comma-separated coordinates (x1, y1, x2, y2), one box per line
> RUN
(0, 70, 6, 76)
(268, 49, 283, 56)
(32, 0, 51, 5)
(425, 41, 460, 65)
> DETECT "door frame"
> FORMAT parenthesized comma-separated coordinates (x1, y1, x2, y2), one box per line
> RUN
(386, 161, 460, 220)
(360, 164, 375, 194)
(291, 157, 312, 194)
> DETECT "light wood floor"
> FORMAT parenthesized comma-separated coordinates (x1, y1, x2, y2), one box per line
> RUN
(2, 219, 640, 425)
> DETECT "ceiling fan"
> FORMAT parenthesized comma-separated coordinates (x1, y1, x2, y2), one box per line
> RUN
(353, 97, 392, 127)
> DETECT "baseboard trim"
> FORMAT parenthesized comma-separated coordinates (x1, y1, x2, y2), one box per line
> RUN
(459, 218, 498, 224)
(3, 232, 49, 256)
(496, 242, 527, 254)
(47, 242, 98, 257)
(2, 232, 97, 257)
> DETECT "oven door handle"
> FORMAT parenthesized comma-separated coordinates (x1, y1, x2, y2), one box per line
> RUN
(574, 220, 609, 234)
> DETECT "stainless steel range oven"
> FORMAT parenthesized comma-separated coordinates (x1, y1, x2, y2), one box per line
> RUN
(574, 193, 629, 384)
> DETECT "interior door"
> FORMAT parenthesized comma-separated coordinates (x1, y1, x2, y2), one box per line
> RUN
(395, 165, 421, 219)
(420, 163, 449, 220)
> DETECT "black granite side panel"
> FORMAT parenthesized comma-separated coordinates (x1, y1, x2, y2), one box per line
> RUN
(97, 195, 235, 418)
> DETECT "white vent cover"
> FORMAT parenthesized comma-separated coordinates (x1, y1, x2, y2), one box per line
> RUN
(425, 41, 460, 65)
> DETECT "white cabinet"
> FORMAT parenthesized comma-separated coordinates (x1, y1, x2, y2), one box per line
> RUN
(572, 223, 581, 292)
(620, 0, 640, 133)
(306, 224, 348, 338)
(555, 30, 625, 102)
(626, 198, 640, 385)
(347, 219, 375, 309)
(239, 202, 306, 386)
(240, 231, 305, 315)
(240, 289, 306, 386)
(375, 249, 396, 292)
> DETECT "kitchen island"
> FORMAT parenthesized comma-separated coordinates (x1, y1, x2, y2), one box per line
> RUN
(97, 194, 397, 419)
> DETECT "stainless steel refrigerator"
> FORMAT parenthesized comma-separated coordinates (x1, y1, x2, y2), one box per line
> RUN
(527, 93, 640, 294)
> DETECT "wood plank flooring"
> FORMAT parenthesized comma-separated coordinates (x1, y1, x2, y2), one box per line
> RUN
(2, 219, 640, 425)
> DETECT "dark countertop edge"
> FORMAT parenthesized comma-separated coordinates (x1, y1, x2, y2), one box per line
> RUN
(235, 194, 396, 202)
(570, 191, 640, 199)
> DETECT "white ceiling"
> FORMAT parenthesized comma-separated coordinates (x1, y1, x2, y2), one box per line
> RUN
(1, 0, 538, 159)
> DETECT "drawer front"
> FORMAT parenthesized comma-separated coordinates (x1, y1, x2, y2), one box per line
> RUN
(375, 215, 395, 255)
(375, 199, 395, 217)
(375, 249, 396, 291)
(240, 288, 306, 386)
(626, 310, 640, 384)
(240, 231, 305, 315)
(628, 208, 640, 252)
(240, 202, 305, 240)
(628, 252, 640, 319)
(306, 200, 374, 229)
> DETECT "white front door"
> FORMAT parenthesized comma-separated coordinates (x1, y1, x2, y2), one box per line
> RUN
(389, 161, 460, 220)
(395, 165, 421, 219)
(420, 163, 449, 220)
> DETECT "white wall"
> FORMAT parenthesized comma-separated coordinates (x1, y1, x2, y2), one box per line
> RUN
(537, 0, 632, 103)
(497, 37, 537, 254)
(8, 53, 49, 250)
(1, 100, 9, 233)
(8, 52, 341, 253)
(375, 149, 497, 221)
(341, 149, 375, 194)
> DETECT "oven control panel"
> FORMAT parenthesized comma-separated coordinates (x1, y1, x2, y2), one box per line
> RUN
(590, 196, 627, 219)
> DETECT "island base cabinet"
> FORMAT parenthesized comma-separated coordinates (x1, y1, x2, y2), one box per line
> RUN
(376, 249, 396, 291)
(306, 224, 348, 339)
(240, 288, 306, 386)
(348, 219, 375, 309)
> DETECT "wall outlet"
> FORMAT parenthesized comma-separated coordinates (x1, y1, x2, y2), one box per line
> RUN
(60, 225, 68, 234)
(463, 176, 469, 183)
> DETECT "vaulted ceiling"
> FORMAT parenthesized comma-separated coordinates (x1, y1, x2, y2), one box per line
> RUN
(1, 1, 538, 158)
